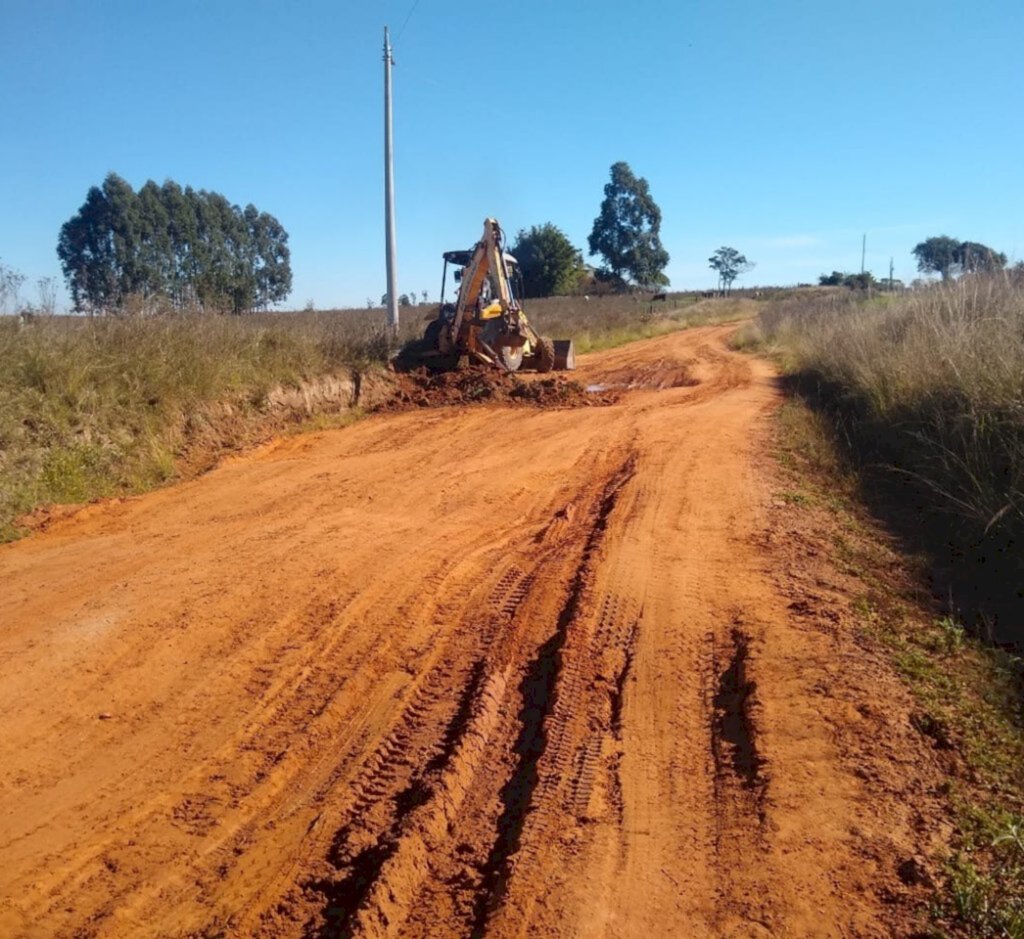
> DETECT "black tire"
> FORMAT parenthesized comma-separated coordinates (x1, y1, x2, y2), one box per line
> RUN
(497, 343, 525, 372)
(535, 336, 556, 373)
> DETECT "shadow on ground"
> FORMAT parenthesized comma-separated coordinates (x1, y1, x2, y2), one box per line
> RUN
(781, 372, 1023, 655)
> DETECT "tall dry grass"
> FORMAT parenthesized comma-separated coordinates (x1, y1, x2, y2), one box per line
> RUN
(0, 310, 402, 539)
(748, 277, 1024, 638)
(525, 293, 749, 351)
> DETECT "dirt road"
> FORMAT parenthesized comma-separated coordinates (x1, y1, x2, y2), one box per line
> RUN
(0, 326, 941, 937)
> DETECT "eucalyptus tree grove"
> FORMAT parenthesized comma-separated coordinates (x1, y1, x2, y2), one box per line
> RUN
(57, 174, 292, 314)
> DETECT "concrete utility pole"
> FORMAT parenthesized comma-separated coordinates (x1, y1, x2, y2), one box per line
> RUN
(383, 26, 399, 333)
(861, 233, 867, 274)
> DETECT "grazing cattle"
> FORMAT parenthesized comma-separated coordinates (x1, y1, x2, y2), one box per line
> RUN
(651, 291, 667, 302)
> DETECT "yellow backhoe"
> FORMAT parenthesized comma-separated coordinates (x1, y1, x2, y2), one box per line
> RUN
(412, 218, 575, 373)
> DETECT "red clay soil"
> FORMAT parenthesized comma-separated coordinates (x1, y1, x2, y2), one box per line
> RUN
(0, 326, 947, 938)
(385, 365, 616, 410)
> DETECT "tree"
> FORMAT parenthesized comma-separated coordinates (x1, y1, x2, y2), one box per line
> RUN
(57, 173, 291, 313)
(0, 259, 27, 314)
(913, 236, 1007, 282)
(56, 182, 119, 311)
(819, 271, 846, 286)
(37, 277, 58, 315)
(956, 241, 1006, 274)
(842, 271, 876, 291)
(245, 207, 292, 308)
(912, 236, 961, 282)
(708, 247, 754, 294)
(588, 162, 669, 287)
(511, 223, 585, 297)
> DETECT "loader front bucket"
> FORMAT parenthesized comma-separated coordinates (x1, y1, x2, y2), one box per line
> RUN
(553, 339, 576, 371)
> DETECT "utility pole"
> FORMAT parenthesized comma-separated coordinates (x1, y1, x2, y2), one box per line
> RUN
(383, 26, 399, 334)
(861, 233, 866, 274)
(889, 256, 895, 291)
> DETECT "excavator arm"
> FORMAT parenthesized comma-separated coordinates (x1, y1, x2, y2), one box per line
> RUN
(448, 218, 537, 367)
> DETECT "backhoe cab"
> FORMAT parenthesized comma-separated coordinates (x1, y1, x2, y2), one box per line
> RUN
(419, 218, 575, 373)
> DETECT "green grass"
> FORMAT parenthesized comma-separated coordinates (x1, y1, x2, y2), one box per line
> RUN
(945, 808, 1024, 938)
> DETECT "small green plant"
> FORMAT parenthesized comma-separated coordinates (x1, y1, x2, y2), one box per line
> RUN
(924, 617, 967, 656)
(946, 816, 1024, 937)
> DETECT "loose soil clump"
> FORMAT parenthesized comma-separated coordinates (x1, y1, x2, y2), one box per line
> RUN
(382, 366, 616, 411)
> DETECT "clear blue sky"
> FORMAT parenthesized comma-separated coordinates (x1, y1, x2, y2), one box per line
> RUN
(2, 0, 1022, 310)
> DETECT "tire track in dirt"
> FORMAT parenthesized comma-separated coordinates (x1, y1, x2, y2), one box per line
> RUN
(269, 454, 637, 939)
(468, 457, 637, 935)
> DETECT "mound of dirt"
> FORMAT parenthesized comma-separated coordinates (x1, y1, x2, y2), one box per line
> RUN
(382, 366, 617, 410)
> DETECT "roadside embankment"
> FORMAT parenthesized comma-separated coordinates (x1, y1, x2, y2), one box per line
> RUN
(736, 276, 1024, 646)
(0, 312, 396, 540)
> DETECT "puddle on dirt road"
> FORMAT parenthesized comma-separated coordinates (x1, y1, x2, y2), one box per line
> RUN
(584, 360, 698, 393)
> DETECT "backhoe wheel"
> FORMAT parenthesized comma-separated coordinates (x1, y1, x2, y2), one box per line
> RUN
(497, 344, 525, 372)
(535, 336, 556, 373)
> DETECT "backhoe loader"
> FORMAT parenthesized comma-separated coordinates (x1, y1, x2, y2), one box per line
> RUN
(411, 218, 575, 373)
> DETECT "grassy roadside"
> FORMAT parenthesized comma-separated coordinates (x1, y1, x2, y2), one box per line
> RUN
(734, 278, 1024, 647)
(756, 312, 1024, 936)
(0, 296, 741, 541)
(773, 400, 1023, 937)
(0, 311, 398, 541)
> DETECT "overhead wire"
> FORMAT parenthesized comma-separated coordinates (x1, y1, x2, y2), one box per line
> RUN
(395, 0, 422, 42)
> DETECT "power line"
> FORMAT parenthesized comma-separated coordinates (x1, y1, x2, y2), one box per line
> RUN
(396, 0, 422, 41)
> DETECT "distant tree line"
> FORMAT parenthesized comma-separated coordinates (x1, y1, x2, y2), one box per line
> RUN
(818, 270, 895, 291)
(509, 164, 755, 299)
(379, 290, 429, 307)
(57, 173, 292, 314)
(0, 259, 60, 316)
(819, 235, 1008, 292)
